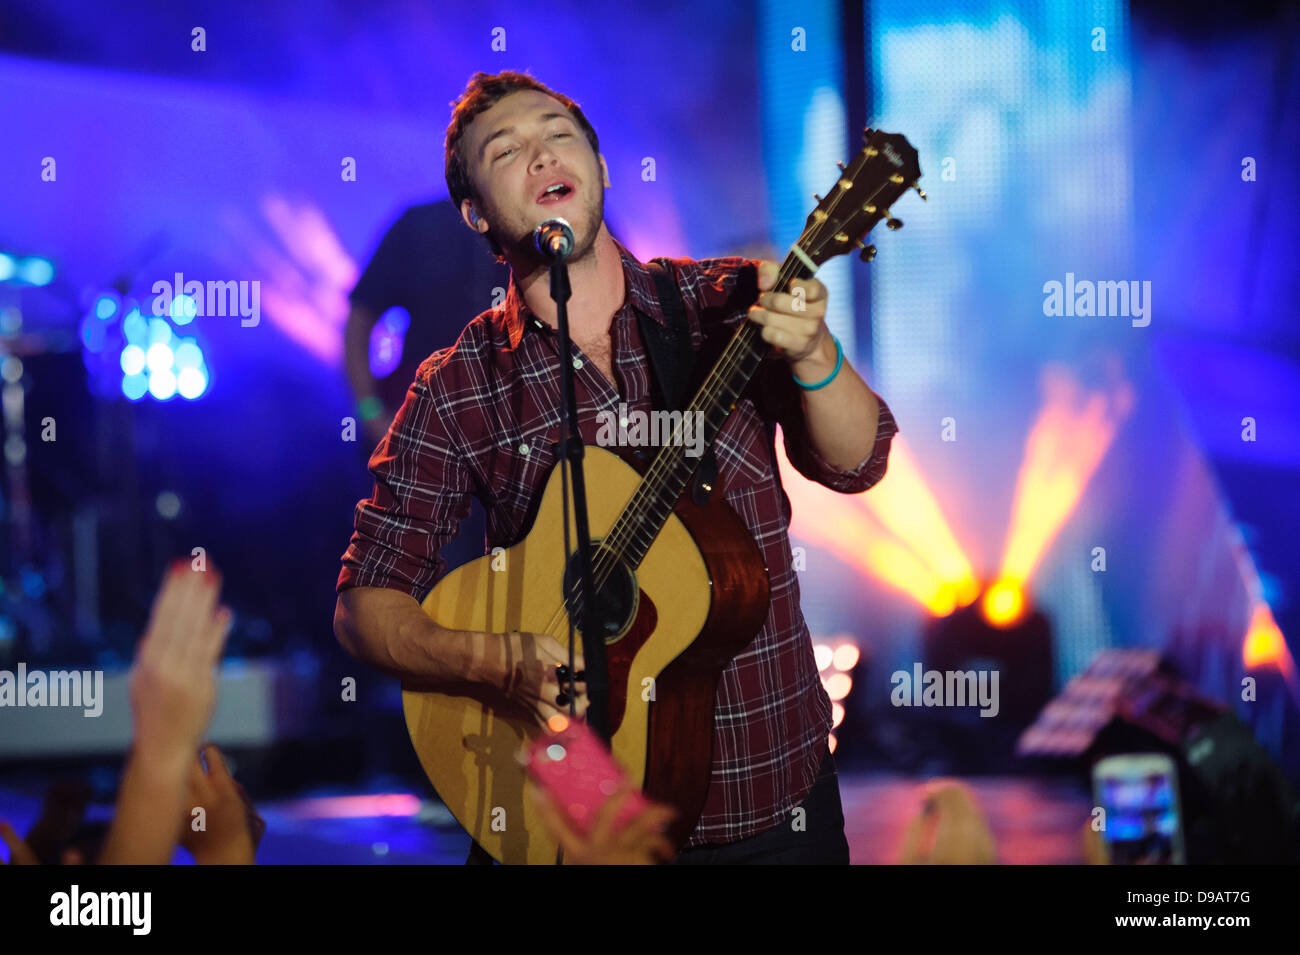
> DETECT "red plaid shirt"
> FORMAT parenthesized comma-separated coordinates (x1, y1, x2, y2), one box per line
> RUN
(338, 239, 898, 847)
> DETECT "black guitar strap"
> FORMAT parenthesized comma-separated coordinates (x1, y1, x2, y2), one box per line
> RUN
(641, 258, 718, 504)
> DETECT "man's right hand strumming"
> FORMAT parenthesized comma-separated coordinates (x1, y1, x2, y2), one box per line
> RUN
(334, 587, 587, 729)
(484, 630, 588, 728)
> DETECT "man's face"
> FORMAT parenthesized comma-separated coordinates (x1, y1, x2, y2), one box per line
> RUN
(461, 89, 609, 264)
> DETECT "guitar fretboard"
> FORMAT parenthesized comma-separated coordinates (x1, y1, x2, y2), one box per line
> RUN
(599, 254, 814, 576)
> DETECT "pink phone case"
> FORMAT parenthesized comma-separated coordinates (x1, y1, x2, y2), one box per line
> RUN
(525, 720, 650, 837)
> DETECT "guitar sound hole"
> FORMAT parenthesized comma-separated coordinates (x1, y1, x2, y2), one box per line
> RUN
(562, 541, 638, 644)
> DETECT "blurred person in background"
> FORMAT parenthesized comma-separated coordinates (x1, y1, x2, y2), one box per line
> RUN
(897, 779, 998, 865)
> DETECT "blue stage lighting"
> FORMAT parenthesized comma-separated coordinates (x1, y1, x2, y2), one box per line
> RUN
(122, 372, 148, 400)
(172, 294, 198, 325)
(0, 254, 15, 281)
(370, 306, 411, 378)
(80, 314, 108, 353)
(94, 293, 120, 320)
(120, 344, 146, 376)
(17, 257, 54, 286)
(174, 339, 203, 369)
(148, 368, 178, 400)
(177, 365, 209, 399)
(146, 342, 174, 373)
(148, 317, 173, 345)
(123, 308, 148, 346)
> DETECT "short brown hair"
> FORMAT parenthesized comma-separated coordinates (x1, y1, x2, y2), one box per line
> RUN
(444, 71, 600, 257)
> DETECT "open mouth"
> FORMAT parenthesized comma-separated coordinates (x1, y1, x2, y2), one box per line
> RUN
(537, 181, 575, 204)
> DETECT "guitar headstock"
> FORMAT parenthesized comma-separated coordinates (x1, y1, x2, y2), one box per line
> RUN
(798, 129, 923, 269)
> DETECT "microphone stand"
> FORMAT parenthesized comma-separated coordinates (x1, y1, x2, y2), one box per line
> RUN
(546, 251, 611, 745)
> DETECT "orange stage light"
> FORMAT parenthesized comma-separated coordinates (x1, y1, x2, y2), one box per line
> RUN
(1243, 604, 1289, 672)
(995, 366, 1133, 591)
(982, 577, 1027, 628)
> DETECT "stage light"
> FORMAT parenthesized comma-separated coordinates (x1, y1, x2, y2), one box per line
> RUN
(122, 373, 148, 400)
(155, 491, 182, 519)
(1243, 604, 1287, 670)
(996, 368, 1133, 594)
(120, 344, 146, 376)
(778, 437, 978, 615)
(982, 578, 1026, 629)
(79, 314, 108, 353)
(0, 356, 21, 383)
(832, 643, 860, 671)
(146, 343, 175, 374)
(177, 365, 208, 399)
(370, 306, 411, 378)
(824, 673, 852, 702)
(94, 293, 120, 320)
(828, 734, 838, 754)
(813, 642, 834, 671)
(171, 294, 198, 325)
(148, 317, 173, 345)
(123, 308, 148, 346)
(832, 702, 845, 729)
(174, 339, 203, 368)
(0, 254, 14, 281)
(148, 369, 177, 400)
(17, 257, 54, 286)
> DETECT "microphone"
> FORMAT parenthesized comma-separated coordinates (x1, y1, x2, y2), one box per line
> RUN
(534, 218, 575, 261)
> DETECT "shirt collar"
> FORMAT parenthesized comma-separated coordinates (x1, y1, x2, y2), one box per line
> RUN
(501, 237, 669, 350)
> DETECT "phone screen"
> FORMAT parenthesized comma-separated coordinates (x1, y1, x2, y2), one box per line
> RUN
(1095, 759, 1183, 864)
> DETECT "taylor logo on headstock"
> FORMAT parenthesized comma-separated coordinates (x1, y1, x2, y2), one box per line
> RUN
(802, 128, 922, 266)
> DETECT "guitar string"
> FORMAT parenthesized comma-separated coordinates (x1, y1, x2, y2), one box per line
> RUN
(536, 162, 897, 647)
(537, 169, 894, 644)
(589, 168, 893, 577)
(586, 169, 895, 582)
(541, 173, 890, 642)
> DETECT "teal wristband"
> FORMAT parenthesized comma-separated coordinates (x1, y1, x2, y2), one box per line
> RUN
(792, 335, 843, 391)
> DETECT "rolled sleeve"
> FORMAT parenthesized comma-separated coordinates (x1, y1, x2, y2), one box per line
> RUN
(337, 354, 474, 599)
(781, 395, 898, 493)
(747, 339, 899, 494)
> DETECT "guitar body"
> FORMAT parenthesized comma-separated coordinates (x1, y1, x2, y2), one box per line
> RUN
(402, 444, 770, 864)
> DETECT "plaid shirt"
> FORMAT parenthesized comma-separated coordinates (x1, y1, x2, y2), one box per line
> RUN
(338, 239, 898, 847)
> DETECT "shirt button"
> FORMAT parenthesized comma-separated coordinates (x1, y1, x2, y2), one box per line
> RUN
(519, 443, 530, 455)
(572, 357, 584, 370)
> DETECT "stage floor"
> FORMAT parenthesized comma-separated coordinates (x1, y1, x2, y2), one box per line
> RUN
(1, 772, 1094, 864)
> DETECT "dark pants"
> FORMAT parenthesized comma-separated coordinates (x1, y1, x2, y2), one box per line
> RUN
(670, 750, 850, 865)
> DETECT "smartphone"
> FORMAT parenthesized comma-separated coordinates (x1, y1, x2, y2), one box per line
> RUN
(524, 718, 650, 838)
(1092, 753, 1186, 864)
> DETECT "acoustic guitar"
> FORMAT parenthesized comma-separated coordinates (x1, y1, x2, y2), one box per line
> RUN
(404, 129, 922, 864)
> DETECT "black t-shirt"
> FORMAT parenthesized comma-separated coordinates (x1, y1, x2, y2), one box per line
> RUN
(350, 199, 508, 411)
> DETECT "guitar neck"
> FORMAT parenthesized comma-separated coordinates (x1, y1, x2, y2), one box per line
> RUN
(602, 253, 814, 573)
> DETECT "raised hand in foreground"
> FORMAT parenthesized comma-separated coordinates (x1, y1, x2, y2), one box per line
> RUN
(99, 561, 233, 865)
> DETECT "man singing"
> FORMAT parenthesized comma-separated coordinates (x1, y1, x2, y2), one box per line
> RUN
(334, 70, 898, 864)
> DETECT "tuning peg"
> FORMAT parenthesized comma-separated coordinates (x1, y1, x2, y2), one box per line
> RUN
(856, 241, 877, 262)
(813, 193, 823, 203)
(836, 161, 846, 171)
(886, 217, 904, 230)
(913, 184, 927, 201)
